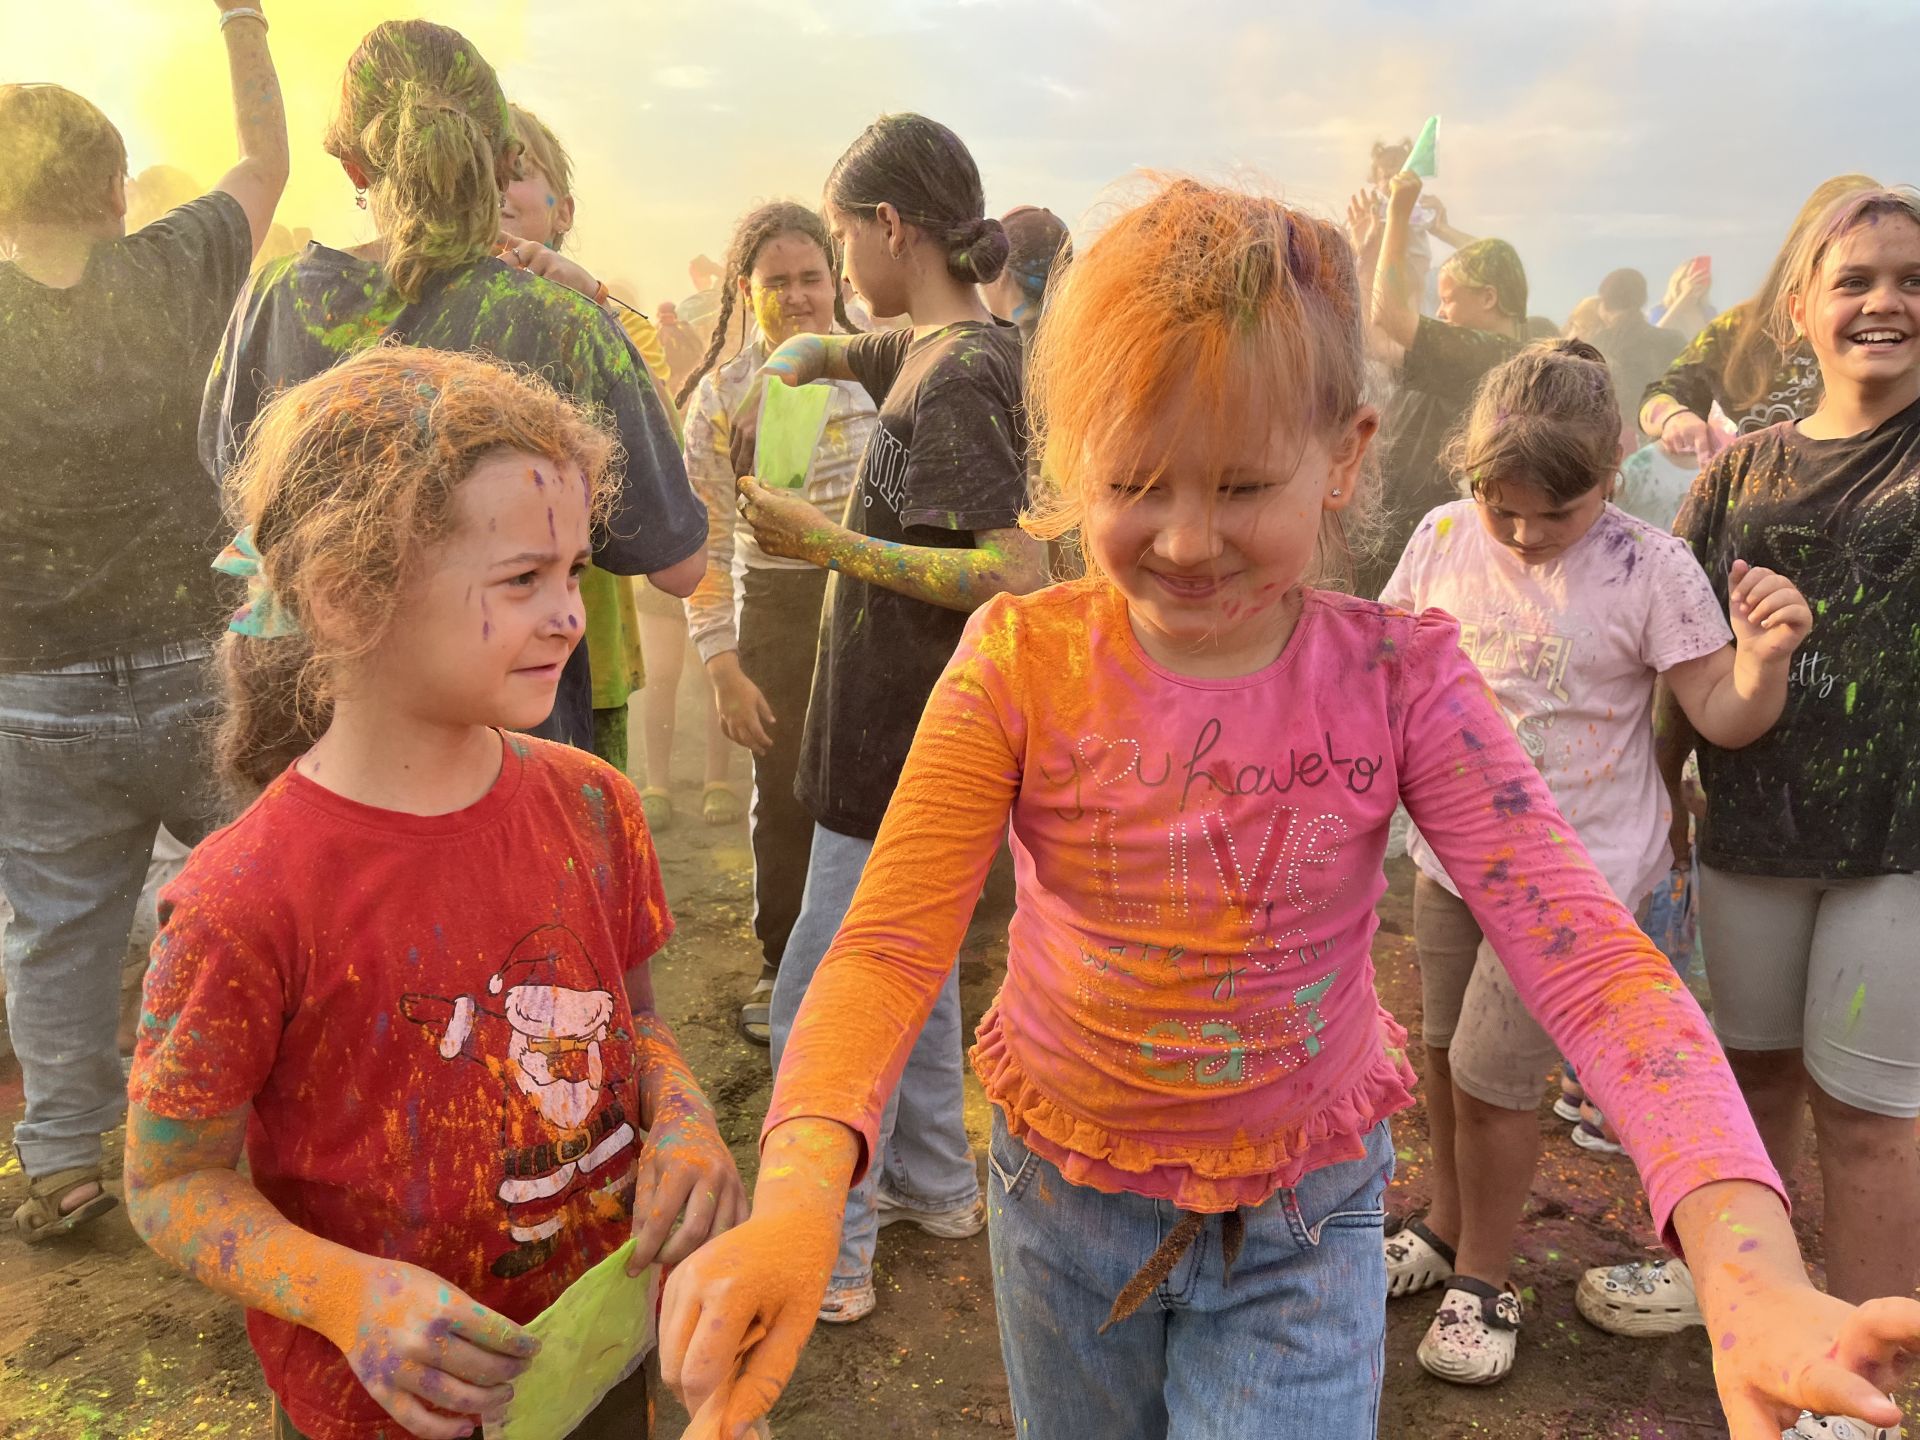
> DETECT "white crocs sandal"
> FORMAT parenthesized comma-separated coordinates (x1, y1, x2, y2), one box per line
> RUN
(1784, 1413, 1903, 1440)
(1383, 1215, 1457, 1298)
(1417, 1276, 1522, 1385)
(1575, 1257, 1702, 1337)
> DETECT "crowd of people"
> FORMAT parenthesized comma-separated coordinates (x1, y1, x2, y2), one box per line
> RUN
(2, 5, 1918, 1440)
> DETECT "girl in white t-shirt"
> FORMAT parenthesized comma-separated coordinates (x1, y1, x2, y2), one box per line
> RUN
(1377, 337, 1813, 1385)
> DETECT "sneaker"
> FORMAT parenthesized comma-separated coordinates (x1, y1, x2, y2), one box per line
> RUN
(817, 1280, 876, 1325)
(1784, 1414, 1903, 1440)
(1552, 1095, 1585, 1123)
(1575, 1257, 1702, 1336)
(1417, 1276, 1523, 1385)
(1384, 1215, 1457, 1298)
(876, 1191, 985, 1240)
(1570, 1121, 1626, 1155)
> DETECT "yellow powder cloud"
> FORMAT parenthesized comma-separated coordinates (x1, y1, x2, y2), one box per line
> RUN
(7, 3, 528, 244)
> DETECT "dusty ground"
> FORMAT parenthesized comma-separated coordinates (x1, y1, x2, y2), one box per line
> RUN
(1, 677, 1910, 1440)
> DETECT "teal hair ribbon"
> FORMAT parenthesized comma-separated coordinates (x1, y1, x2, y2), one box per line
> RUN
(211, 527, 301, 639)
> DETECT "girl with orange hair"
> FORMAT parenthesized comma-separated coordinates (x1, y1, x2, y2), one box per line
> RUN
(660, 177, 1920, 1440)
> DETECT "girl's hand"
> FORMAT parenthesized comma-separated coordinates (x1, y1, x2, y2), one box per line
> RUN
(1387, 169, 1423, 219)
(1728, 560, 1812, 663)
(727, 380, 769, 479)
(708, 653, 777, 756)
(661, 1209, 842, 1439)
(322, 1259, 537, 1440)
(1346, 190, 1381, 253)
(497, 234, 603, 304)
(1711, 1285, 1918, 1437)
(628, 1111, 749, 1272)
(735, 477, 836, 565)
(1659, 409, 1726, 470)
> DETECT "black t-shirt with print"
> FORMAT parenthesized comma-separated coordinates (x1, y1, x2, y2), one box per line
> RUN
(1360, 316, 1523, 600)
(795, 320, 1028, 840)
(0, 193, 252, 667)
(201, 245, 706, 751)
(1677, 393, 1920, 878)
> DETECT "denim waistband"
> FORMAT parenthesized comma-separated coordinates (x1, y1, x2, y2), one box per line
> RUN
(4, 640, 215, 678)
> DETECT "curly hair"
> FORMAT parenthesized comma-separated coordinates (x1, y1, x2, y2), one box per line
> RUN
(216, 346, 616, 798)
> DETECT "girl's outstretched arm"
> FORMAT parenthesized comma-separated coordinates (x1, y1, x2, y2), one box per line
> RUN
(1368, 171, 1424, 359)
(657, 601, 1025, 1433)
(1674, 1181, 1919, 1437)
(1661, 560, 1812, 748)
(1399, 613, 1915, 1429)
(125, 1105, 536, 1440)
(726, 335, 858, 477)
(735, 483, 1048, 612)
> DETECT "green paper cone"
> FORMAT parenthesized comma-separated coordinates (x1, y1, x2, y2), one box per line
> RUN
(755, 377, 836, 489)
(485, 1242, 657, 1440)
(1407, 115, 1440, 178)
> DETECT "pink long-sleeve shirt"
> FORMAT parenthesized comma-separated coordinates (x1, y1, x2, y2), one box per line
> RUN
(768, 580, 1779, 1242)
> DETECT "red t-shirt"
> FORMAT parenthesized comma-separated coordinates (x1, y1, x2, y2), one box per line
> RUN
(129, 735, 673, 1440)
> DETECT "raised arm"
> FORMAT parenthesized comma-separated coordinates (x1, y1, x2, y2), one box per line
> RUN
(210, 2, 289, 254)
(1369, 171, 1424, 361)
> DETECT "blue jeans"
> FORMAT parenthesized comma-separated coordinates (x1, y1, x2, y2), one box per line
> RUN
(988, 1111, 1395, 1440)
(769, 823, 979, 1292)
(0, 645, 220, 1176)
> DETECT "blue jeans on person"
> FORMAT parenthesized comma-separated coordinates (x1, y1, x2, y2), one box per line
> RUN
(987, 1109, 1395, 1440)
(768, 822, 979, 1294)
(0, 644, 221, 1177)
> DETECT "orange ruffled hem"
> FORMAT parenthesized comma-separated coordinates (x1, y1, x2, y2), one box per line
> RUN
(969, 1008, 1420, 1212)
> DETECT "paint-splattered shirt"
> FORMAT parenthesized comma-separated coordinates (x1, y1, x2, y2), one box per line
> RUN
(1678, 396, 1920, 877)
(0, 193, 251, 667)
(199, 245, 707, 749)
(768, 581, 1779, 1242)
(795, 319, 1027, 839)
(1642, 303, 1823, 435)
(129, 735, 671, 1440)
(1383, 501, 1731, 906)
(1364, 316, 1522, 599)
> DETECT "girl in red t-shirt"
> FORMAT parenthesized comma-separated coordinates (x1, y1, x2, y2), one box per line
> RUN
(124, 346, 743, 1440)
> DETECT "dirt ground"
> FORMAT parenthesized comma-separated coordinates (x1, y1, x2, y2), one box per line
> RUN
(0, 676, 1910, 1440)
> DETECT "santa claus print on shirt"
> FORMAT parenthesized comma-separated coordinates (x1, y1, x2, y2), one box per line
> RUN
(401, 924, 639, 1278)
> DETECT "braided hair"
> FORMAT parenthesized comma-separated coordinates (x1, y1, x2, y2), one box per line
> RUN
(674, 201, 856, 408)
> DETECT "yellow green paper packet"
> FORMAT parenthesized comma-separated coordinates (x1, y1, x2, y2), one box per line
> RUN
(754, 377, 836, 490)
(484, 1240, 658, 1440)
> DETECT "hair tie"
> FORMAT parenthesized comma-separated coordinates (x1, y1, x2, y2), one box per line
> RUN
(212, 527, 301, 638)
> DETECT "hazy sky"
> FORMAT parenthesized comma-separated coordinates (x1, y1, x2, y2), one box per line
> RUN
(9, 1, 1913, 317)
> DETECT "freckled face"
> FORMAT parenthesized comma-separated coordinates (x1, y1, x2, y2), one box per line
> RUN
(1082, 386, 1375, 675)
(348, 450, 591, 730)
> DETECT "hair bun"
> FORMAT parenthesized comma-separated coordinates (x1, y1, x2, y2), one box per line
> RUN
(947, 215, 1010, 284)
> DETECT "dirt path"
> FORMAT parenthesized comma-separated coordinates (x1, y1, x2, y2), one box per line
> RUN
(1, 680, 1908, 1439)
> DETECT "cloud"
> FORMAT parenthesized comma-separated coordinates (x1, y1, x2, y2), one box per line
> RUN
(653, 65, 717, 90)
